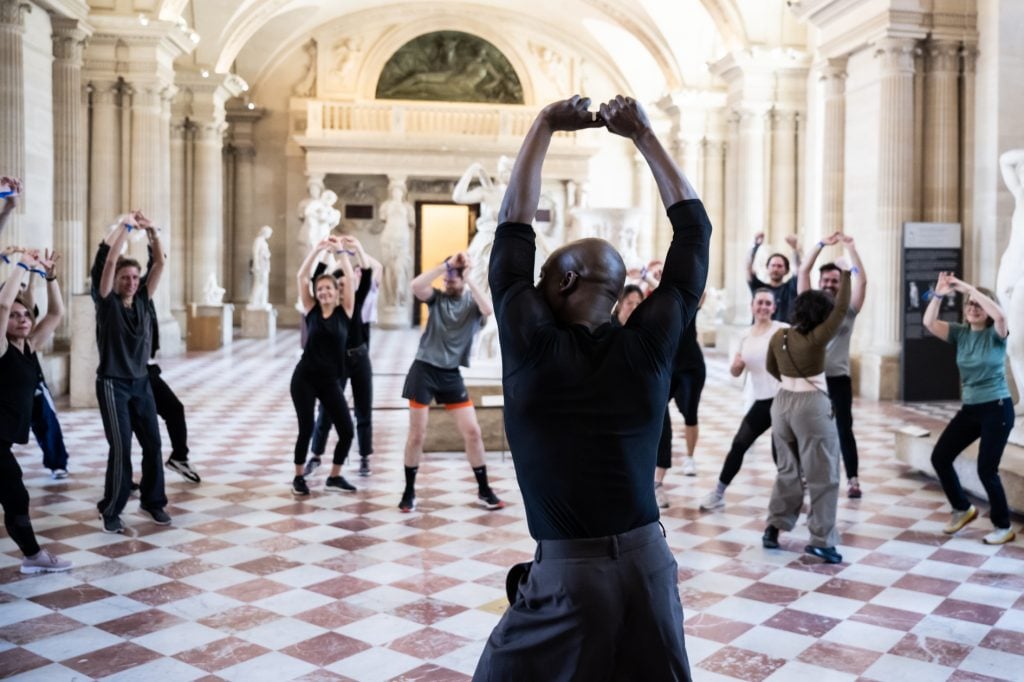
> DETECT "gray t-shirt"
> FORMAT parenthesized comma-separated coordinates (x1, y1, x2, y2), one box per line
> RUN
(825, 306, 858, 377)
(415, 288, 484, 369)
(95, 287, 154, 379)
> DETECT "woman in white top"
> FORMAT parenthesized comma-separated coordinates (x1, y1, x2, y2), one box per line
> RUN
(700, 289, 787, 511)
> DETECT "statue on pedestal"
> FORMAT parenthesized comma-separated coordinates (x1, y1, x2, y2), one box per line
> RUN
(997, 149, 1024, 443)
(202, 273, 226, 306)
(247, 225, 273, 311)
(452, 157, 511, 293)
(379, 181, 414, 309)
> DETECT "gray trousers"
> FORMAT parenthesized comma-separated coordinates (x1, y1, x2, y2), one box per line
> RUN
(767, 389, 841, 548)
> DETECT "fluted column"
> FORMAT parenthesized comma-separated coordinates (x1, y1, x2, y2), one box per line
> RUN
(819, 59, 847, 236)
(961, 46, 978, 283)
(88, 79, 120, 248)
(702, 138, 726, 289)
(0, 0, 29, 246)
(128, 84, 162, 259)
(864, 37, 918, 399)
(51, 19, 89, 341)
(769, 109, 798, 237)
(730, 107, 769, 321)
(191, 120, 226, 303)
(923, 39, 961, 222)
(232, 145, 256, 302)
(168, 118, 187, 315)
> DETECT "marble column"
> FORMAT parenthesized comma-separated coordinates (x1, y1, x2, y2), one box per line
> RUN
(633, 150, 657, 263)
(961, 46, 978, 283)
(819, 59, 847, 236)
(88, 79, 121, 249)
(0, 0, 29, 247)
(863, 37, 918, 400)
(702, 138, 726, 289)
(770, 109, 798, 238)
(191, 120, 226, 304)
(923, 39, 961, 222)
(232, 144, 256, 303)
(51, 18, 89, 341)
(168, 118, 187, 317)
(730, 107, 769, 322)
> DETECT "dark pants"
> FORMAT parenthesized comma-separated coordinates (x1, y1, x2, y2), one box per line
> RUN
(826, 375, 858, 479)
(31, 382, 68, 471)
(719, 398, 777, 486)
(96, 376, 167, 519)
(311, 345, 373, 458)
(148, 364, 189, 462)
(474, 522, 691, 681)
(291, 368, 353, 466)
(0, 441, 40, 557)
(930, 397, 1013, 529)
(657, 365, 707, 469)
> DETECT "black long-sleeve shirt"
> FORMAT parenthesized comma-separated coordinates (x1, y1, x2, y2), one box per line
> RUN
(490, 199, 711, 540)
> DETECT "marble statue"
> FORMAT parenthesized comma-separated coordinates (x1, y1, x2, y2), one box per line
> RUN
(379, 182, 414, 309)
(452, 157, 511, 293)
(996, 148, 1024, 443)
(247, 225, 273, 311)
(301, 189, 340, 250)
(293, 39, 317, 97)
(202, 273, 226, 306)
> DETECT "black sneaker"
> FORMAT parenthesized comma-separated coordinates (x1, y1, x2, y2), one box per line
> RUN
(130, 482, 140, 495)
(100, 514, 125, 534)
(292, 476, 310, 497)
(399, 491, 416, 513)
(166, 458, 201, 483)
(325, 476, 356, 493)
(303, 456, 322, 478)
(805, 544, 843, 564)
(762, 525, 780, 549)
(478, 489, 505, 510)
(140, 507, 172, 525)
(359, 456, 371, 477)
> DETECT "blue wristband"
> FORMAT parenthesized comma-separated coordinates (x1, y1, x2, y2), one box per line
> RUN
(850, 266, 860, 276)
(33, 268, 48, 277)
(0, 254, 9, 263)
(817, 240, 825, 249)
(0, 190, 15, 199)
(16, 262, 30, 271)
(126, 224, 135, 232)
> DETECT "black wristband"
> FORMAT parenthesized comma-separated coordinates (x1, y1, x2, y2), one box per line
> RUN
(46, 275, 57, 282)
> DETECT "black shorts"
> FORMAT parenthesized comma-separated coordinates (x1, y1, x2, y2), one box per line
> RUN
(672, 363, 706, 426)
(402, 360, 470, 407)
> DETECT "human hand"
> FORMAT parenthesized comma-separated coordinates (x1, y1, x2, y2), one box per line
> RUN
(947, 275, 971, 294)
(730, 352, 745, 374)
(821, 231, 842, 246)
(599, 95, 652, 141)
(2, 245, 22, 259)
(38, 249, 58, 277)
(785, 234, 800, 249)
(541, 95, 604, 132)
(840, 233, 856, 250)
(934, 271, 955, 296)
(20, 248, 41, 270)
(0, 176, 21, 207)
(753, 231, 765, 247)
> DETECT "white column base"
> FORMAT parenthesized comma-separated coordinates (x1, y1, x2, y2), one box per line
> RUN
(241, 307, 277, 339)
(70, 294, 99, 408)
(378, 305, 413, 329)
(158, 316, 183, 356)
(857, 350, 901, 400)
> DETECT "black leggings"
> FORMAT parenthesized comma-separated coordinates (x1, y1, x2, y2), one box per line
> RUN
(311, 347, 373, 457)
(291, 368, 353, 466)
(0, 441, 40, 557)
(930, 398, 1013, 529)
(657, 365, 707, 468)
(148, 364, 189, 462)
(718, 399, 777, 486)
(826, 375, 858, 479)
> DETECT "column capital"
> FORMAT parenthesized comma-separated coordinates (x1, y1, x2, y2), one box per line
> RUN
(927, 39, 961, 74)
(873, 37, 919, 74)
(817, 57, 848, 83)
(960, 44, 979, 74)
(52, 20, 90, 66)
(0, 0, 29, 28)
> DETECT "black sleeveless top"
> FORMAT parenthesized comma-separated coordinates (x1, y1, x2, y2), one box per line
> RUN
(297, 303, 350, 379)
(0, 341, 41, 443)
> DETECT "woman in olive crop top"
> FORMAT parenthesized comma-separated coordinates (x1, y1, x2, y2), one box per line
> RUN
(762, 269, 851, 565)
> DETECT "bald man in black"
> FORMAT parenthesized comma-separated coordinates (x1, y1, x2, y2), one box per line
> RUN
(473, 96, 710, 681)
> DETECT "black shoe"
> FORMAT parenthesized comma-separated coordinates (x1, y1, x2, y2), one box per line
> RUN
(325, 476, 356, 493)
(762, 525, 780, 549)
(359, 456, 371, 477)
(140, 507, 172, 526)
(399, 490, 416, 513)
(100, 514, 125, 534)
(805, 545, 843, 564)
(478, 489, 505, 510)
(303, 456, 322, 478)
(292, 476, 310, 497)
(166, 458, 201, 484)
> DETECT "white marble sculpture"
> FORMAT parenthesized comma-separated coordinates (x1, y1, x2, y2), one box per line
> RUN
(202, 273, 226, 306)
(379, 181, 414, 309)
(247, 225, 273, 311)
(302, 189, 341, 251)
(996, 148, 1024, 444)
(452, 157, 512, 293)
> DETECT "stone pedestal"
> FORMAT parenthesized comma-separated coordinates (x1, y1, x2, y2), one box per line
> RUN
(70, 294, 99, 408)
(378, 305, 411, 329)
(895, 426, 1024, 515)
(423, 383, 507, 453)
(241, 307, 277, 339)
(187, 303, 234, 351)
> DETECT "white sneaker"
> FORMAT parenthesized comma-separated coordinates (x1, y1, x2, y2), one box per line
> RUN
(943, 505, 978, 534)
(50, 469, 68, 480)
(982, 527, 1016, 545)
(654, 483, 669, 509)
(682, 457, 697, 476)
(21, 549, 72, 574)
(699, 491, 725, 511)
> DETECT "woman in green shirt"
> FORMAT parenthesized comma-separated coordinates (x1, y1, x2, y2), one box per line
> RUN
(923, 272, 1015, 545)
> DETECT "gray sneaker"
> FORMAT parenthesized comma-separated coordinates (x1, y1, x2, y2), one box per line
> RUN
(699, 491, 725, 511)
(140, 507, 172, 525)
(100, 514, 125, 534)
(20, 549, 72, 574)
(303, 456, 322, 478)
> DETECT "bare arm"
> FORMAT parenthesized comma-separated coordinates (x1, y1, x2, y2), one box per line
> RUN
(922, 271, 952, 341)
(952, 275, 1008, 338)
(785, 234, 802, 272)
(1000, 149, 1024, 199)
(99, 219, 132, 298)
(29, 250, 63, 347)
(137, 212, 165, 297)
(730, 350, 745, 377)
(746, 232, 764, 283)
(411, 261, 447, 303)
(0, 252, 29, 357)
(297, 239, 331, 313)
(0, 177, 21, 238)
(336, 237, 356, 318)
(798, 231, 840, 294)
(842, 235, 867, 313)
(459, 253, 493, 317)
(452, 163, 491, 204)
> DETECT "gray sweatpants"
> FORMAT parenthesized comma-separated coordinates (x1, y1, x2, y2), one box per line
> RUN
(767, 389, 841, 548)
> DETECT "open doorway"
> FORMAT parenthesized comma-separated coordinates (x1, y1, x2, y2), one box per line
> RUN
(414, 201, 476, 325)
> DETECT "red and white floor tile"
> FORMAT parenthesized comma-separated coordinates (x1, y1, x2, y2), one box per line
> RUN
(0, 330, 1021, 681)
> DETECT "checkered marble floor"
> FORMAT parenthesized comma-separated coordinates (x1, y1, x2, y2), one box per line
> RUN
(1, 329, 1022, 681)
